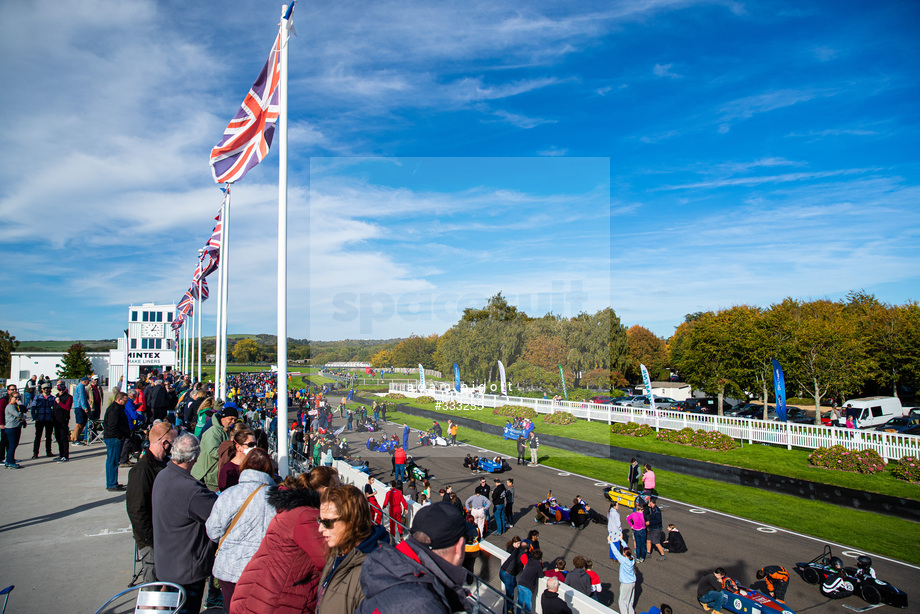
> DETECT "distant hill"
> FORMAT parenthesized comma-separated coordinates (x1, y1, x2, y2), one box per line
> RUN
(18, 340, 118, 352)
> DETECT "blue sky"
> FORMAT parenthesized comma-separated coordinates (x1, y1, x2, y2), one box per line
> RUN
(1, 0, 918, 342)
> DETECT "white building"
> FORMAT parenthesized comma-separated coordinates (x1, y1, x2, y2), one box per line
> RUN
(108, 302, 178, 385)
(7, 302, 178, 386)
(8, 351, 110, 384)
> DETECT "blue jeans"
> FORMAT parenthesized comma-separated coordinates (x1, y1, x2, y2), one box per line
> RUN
(633, 529, 647, 560)
(4, 427, 20, 465)
(104, 438, 123, 488)
(499, 570, 516, 614)
(395, 463, 406, 482)
(700, 590, 726, 611)
(494, 503, 506, 534)
(516, 585, 533, 613)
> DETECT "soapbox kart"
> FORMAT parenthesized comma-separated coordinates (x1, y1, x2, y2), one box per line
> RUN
(534, 497, 570, 524)
(795, 545, 908, 608)
(603, 485, 650, 509)
(717, 579, 795, 614)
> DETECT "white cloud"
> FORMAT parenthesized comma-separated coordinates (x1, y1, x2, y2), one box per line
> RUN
(653, 63, 681, 78)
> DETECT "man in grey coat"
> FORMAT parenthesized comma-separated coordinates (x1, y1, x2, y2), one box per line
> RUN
(152, 433, 218, 614)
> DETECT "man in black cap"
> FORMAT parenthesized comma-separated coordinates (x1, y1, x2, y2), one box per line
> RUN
(191, 403, 238, 491)
(356, 501, 476, 613)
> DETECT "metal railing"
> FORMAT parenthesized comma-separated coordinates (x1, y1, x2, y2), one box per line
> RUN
(387, 384, 920, 461)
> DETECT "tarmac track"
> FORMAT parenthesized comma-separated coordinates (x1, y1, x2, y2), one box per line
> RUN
(355, 417, 919, 614)
(0, 412, 916, 614)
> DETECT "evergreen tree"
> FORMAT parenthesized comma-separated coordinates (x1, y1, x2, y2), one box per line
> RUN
(57, 343, 93, 379)
(0, 329, 19, 378)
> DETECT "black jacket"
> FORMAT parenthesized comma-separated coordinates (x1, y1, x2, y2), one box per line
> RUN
(541, 590, 573, 614)
(103, 400, 130, 439)
(126, 449, 168, 548)
(144, 384, 169, 420)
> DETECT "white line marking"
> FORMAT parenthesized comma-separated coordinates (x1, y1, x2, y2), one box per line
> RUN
(85, 527, 132, 537)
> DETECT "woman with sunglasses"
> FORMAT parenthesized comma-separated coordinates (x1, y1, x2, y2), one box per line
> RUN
(315, 484, 388, 614)
(231, 465, 338, 614)
(206, 447, 277, 612)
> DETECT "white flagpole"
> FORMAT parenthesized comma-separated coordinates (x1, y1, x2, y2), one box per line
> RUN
(197, 249, 204, 384)
(184, 313, 189, 374)
(214, 196, 226, 398)
(220, 187, 231, 401)
(277, 4, 291, 477)
(182, 320, 187, 374)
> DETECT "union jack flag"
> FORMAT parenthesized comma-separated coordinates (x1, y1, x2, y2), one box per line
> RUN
(205, 206, 223, 256)
(189, 278, 210, 301)
(177, 291, 195, 316)
(209, 30, 281, 184)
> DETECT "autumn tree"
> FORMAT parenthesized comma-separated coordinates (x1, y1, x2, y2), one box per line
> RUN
(773, 298, 872, 421)
(390, 335, 439, 370)
(232, 339, 260, 363)
(369, 347, 396, 368)
(672, 310, 748, 415)
(521, 333, 567, 371)
(57, 343, 93, 379)
(845, 292, 920, 397)
(626, 325, 668, 382)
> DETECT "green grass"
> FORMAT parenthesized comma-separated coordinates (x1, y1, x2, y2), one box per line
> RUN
(397, 401, 920, 500)
(386, 409, 920, 565)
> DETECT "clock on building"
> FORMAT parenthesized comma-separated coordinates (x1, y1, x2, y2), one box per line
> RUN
(141, 322, 164, 337)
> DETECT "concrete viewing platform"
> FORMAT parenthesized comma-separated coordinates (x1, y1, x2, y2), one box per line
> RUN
(0, 429, 151, 613)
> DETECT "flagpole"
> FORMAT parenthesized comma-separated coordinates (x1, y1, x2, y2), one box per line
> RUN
(197, 248, 204, 384)
(220, 186, 232, 401)
(276, 3, 292, 477)
(214, 195, 226, 398)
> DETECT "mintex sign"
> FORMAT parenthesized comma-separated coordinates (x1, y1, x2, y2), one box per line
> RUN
(127, 351, 175, 365)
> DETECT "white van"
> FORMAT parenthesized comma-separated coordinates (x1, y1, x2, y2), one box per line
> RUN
(843, 396, 903, 428)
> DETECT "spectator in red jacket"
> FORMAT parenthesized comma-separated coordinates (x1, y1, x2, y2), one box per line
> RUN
(230, 466, 338, 614)
(394, 444, 407, 482)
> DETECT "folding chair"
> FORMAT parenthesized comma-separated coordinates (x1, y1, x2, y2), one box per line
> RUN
(1, 585, 13, 614)
(86, 419, 106, 445)
(94, 581, 186, 614)
(129, 543, 144, 587)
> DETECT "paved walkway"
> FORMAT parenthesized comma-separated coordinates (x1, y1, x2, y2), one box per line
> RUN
(0, 428, 142, 613)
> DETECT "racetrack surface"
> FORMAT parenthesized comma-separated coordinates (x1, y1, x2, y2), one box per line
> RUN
(356, 417, 918, 614)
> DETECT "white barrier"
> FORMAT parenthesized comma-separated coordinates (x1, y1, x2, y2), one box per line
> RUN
(387, 384, 920, 461)
(333, 459, 620, 614)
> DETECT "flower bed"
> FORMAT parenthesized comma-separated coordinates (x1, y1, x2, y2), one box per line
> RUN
(492, 404, 538, 420)
(656, 427, 736, 451)
(891, 456, 920, 482)
(385, 392, 406, 399)
(808, 445, 886, 474)
(416, 395, 435, 404)
(611, 422, 654, 437)
(543, 411, 577, 425)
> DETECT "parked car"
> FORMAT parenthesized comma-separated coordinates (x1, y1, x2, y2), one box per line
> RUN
(589, 395, 612, 404)
(624, 395, 679, 410)
(906, 407, 920, 419)
(611, 395, 639, 406)
(874, 416, 920, 433)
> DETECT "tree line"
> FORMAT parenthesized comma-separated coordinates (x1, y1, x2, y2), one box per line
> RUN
(668, 292, 920, 421)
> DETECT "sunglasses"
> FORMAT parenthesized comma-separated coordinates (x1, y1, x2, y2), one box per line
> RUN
(243, 441, 257, 448)
(317, 517, 340, 529)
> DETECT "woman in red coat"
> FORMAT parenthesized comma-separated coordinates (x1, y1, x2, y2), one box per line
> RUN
(381, 480, 407, 537)
(231, 466, 339, 614)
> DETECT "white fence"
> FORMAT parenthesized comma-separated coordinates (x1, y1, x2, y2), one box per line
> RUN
(388, 383, 920, 461)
